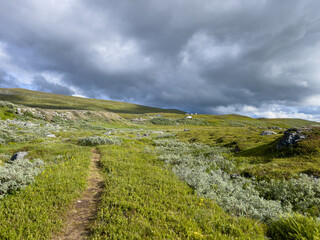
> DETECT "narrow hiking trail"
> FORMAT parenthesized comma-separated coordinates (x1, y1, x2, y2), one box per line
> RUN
(53, 149, 104, 240)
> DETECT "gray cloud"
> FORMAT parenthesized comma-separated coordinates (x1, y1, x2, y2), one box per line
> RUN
(0, 0, 320, 118)
(33, 75, 74, 95)
(0, 70, 22, 88)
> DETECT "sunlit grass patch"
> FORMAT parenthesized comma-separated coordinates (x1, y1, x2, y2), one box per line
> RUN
(267, 213, 320, 240)
(0, 142, 91, 239)
(90, 141, 265, 239)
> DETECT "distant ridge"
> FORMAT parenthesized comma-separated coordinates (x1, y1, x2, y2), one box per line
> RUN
(0, 88, 184, 114)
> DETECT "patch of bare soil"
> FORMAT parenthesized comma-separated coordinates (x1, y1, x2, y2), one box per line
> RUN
(52, 149, 104, 240)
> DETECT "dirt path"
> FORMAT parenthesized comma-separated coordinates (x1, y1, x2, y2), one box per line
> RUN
(53, 149, 104, 240)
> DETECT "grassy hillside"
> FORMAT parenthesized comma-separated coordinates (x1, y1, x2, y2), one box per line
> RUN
(1, 96, 319, 239)
(118, 112, 320, 179)
(0, 88, 184, 114)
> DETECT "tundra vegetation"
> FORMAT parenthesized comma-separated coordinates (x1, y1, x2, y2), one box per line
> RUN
(0, 90, 319, 239)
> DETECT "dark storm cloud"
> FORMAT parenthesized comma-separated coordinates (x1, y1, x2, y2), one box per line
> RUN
(0, 0, 320, 118)
(32, 75, 74, 95)
(0, 70, 22, 88)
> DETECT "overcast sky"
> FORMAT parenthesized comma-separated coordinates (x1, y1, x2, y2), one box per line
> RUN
(0, 0, 320, 120)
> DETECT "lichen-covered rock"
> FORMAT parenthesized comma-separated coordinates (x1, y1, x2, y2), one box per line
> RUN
(276, 128, 307, 149)
(10, 152, 28, 162)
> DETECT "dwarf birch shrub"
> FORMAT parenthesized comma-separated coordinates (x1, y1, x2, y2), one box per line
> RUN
(77, 136, 122, 146)
(0, 158, 44, 199)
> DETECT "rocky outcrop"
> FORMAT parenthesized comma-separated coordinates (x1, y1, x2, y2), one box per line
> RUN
(276, 128, 308, 149)
(2, 101, 123, 122)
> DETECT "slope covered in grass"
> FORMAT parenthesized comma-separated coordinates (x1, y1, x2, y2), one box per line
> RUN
(1, 98, 319, 239)
(90, 140, 265, 239)
(0, 142, 91, 239)
(0, 88, 183, 114)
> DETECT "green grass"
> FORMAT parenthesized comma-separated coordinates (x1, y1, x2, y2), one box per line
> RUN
(0, 141, 91, 239)
(89, 140, 265, 239)
(0, 107, 15, 120)
(267, 214, 320, 240)
(0, 88, 183, 114)
(174, 121, 320, 179)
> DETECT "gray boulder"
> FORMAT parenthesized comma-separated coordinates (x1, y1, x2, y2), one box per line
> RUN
(10, 152, 28, 162)
(276, 128, 307, 149)
(260, 131, 277, 136)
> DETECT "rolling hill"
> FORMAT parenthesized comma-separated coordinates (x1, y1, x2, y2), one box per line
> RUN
(0, 88, 184, 114)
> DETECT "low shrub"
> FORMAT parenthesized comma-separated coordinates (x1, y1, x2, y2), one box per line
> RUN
(171, 161, 287, 221)
(267, 214, 320, 240)
(150, 117, 209, 126)
(256, 175, 320, 214)
(0, 158, 44, 199)
(155, 139, 320, 222)
(77, 136, 121, 146)
(176, 118, 209, 126)
(150, 117, 175, 125)
(0, 101, 16, 109)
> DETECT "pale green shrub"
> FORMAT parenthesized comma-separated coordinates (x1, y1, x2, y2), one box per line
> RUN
(0, 101, 16, 109)
(155, 140, 320, 222)
(77, 136, 122, 146)
(0, 158, 44, 199)
(0, 119, 63, 144)
(171, 160, 287, 221)
(256, 175, 320, 213)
